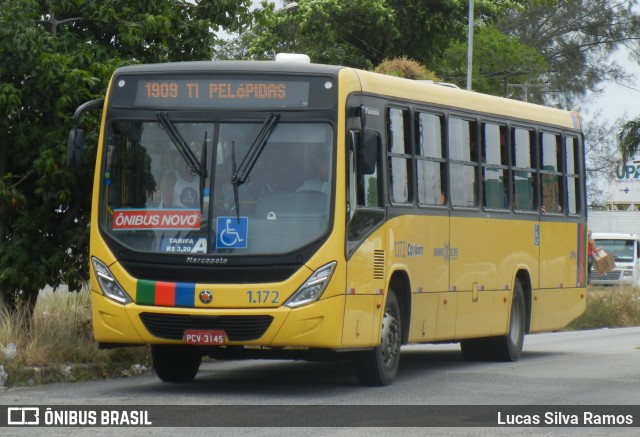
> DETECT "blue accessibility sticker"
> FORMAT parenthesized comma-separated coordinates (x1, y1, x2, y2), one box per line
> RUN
(216, 216, 249, 249)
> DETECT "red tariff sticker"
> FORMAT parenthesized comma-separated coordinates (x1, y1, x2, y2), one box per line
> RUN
(113, 209, 201, 230)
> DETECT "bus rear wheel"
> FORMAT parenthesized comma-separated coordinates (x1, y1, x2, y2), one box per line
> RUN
(487, 279, 525, 361)
(355, 290, 402, 386)
(460, 280, 526, 362)
(151, 344, 201, 383)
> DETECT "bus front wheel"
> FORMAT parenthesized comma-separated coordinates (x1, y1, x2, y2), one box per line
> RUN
(355, 290, 402, 386)
(151, 344, 201, 383)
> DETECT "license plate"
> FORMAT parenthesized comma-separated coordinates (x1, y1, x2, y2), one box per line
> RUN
(183, 330, 225, 345)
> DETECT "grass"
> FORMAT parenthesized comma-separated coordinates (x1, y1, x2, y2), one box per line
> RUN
(0, 288, 150, 388)
(1, 284, 639, 388)
(566, 284, 640, 330)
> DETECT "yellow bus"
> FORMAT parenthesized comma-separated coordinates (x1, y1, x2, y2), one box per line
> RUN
(68, 56, 587, 386)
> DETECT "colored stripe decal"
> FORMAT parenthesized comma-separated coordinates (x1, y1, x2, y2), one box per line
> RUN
(577, 223, 586, 287)
(156, 282, 176, 306)
(136, 280, 196, 307)
(176, 283, 196, 307)
(137, 280, 156, 305)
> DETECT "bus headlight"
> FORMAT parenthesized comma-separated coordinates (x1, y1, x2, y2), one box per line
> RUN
(285, 261, 337, 308)
(91, 257, 132, 304)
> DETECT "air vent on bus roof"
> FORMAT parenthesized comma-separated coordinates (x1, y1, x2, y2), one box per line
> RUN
(436, 82, 461, 89)
(417, 80, 461, 89)
(275, 53, 311, 63)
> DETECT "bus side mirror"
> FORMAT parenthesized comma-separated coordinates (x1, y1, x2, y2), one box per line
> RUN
(67, 98, 105, 168)
(67, 128, 84, 168)
(358, 129, 379, 175)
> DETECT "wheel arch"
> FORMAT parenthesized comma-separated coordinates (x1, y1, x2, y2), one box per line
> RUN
(388, 269, 411, 345)
(514, 268, 532, 334)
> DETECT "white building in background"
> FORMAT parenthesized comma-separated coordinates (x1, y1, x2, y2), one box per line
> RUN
(588, 155, 640, 235)
(602, 155, 640, 211)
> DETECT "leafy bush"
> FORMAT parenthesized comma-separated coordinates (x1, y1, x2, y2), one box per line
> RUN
(374, 57, 441, 81)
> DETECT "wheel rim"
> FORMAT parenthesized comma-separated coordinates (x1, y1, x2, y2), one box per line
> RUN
(509, 296, 523, 345)
(380, 306, 401, 368)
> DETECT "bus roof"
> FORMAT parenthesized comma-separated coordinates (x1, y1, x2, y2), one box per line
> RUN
(113, 60, 580, 130)
(351, 69, 580, 130)
(113, 60, 344, 76)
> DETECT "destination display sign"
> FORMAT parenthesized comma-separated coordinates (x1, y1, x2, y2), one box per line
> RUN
(109, 74, 336, 109)
(136, 79, 308, 108)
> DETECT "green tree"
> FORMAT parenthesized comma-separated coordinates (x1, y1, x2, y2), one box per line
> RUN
(246, 0, 398, 69)
(617, 117, 640, 163)
(438, 25, 548, 97)
(0, 0, 252, 315)
(243, 0, 517, 70)
(498, 0, 640, 106)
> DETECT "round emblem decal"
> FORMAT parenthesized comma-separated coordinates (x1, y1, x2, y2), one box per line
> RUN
(199, 290, 213, 304)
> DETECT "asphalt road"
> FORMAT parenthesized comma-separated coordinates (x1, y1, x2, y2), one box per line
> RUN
(1, 327, 639, 436)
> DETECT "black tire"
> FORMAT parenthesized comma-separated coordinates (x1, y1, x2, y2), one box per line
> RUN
(355, 291, 402, 386)
(460, 338, 489, 361)
(486, 279, 526, 361)
(460, 280, 526, 362)
(151, 344, 201, 383)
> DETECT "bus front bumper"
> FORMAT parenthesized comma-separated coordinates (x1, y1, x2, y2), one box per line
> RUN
(90, 289, 349, 350)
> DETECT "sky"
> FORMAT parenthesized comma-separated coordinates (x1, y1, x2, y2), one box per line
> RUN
(577, 47, 640, 126)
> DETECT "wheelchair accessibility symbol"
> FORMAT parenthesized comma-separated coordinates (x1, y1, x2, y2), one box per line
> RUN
(216, 216, 248, 249)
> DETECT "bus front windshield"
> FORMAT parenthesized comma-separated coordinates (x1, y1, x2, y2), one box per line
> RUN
(101, 118, 334, 256)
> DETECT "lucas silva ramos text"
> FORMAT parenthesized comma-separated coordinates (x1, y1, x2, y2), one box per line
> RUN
(498, 411, 634, 426)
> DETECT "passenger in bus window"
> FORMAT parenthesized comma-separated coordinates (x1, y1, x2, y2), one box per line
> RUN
(159, 151, 200, 208)
(296, 151, 330, 194)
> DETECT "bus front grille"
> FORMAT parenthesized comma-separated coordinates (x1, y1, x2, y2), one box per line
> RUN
(139, 313, 274, 341)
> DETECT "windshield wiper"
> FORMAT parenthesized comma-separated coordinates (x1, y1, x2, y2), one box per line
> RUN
(156, 111, 207, 178)
(231, 113, 280, 186)
(230, 113, 280, 221)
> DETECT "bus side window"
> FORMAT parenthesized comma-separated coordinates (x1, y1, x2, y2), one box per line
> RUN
(387, 107, 411, 204)
(416, 111, 446, 206)
(481, 123, 508, 210)
(512, 127, 536, 212)
(449, 117, 478, 208)
(540, 132, 564, 214)
(565, 135, 581, 215)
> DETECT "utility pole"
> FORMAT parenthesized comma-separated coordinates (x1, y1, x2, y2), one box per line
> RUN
(466, 0, 474, 90)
